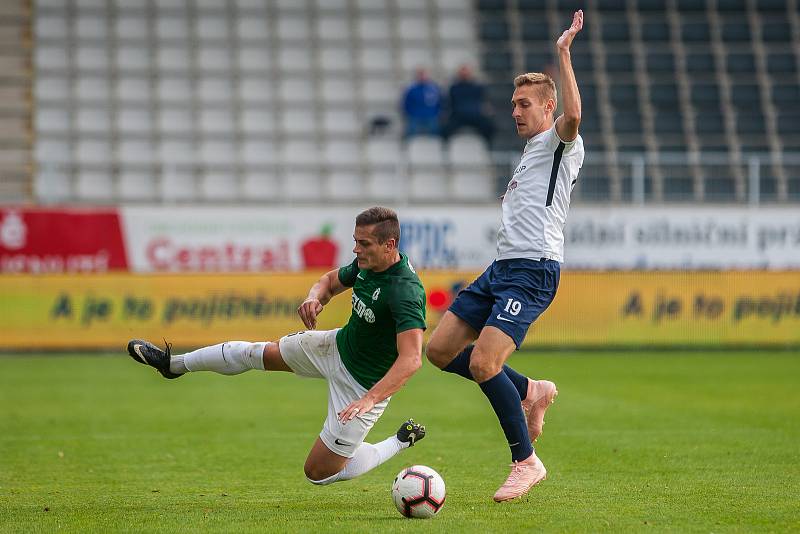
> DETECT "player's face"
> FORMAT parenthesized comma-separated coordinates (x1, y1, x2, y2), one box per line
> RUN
(511, 85, 555, 138)
(353, 224, 394, 271)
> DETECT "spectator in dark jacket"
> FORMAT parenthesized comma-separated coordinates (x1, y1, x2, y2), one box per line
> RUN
(442, 64, 495, 146)
(401, 67, 443, 139)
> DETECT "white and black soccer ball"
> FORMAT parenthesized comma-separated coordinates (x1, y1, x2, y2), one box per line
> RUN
(391, 465, 446, 519)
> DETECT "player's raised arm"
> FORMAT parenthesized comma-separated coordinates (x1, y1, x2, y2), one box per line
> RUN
(555, 9, 583, 142)
(298, 268, 347, 329)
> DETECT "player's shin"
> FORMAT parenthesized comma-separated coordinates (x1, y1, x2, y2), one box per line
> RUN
(175, 341, 267, 375)
(479, 371, 534, 462)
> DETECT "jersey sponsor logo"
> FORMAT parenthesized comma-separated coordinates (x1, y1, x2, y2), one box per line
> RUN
(495, 313, 516, 323)
(334, 438, 352, 447)
(513, 164, 527, 176)
(356, 272, 365, 280)
(351, 293, 376, 323)
(372, 287, 381, 301)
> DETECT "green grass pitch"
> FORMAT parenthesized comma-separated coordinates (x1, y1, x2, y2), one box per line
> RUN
(1, 350, 798, 533)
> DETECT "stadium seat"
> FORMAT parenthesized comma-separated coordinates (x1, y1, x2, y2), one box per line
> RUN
(407, 137, 446, 167)
(159, 139, 195, 165)
(452, 170, 494, 201)
(242, 171, 281, 201)
(161, 168, 198, 201)
(327, 171, 366, 200)
(761, 20, 791, 42)
(410, 169, 450, 202)
(76, 170, 114, 201)
(322, 140, 361, 168)
(447, 134, 491, 167)
(119, 170, 157, 200)
(721, 20, 750, 42)
(641, 19, 670, 41)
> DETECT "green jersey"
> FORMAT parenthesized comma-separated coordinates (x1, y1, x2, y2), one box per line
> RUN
(336, 252, 426, 389)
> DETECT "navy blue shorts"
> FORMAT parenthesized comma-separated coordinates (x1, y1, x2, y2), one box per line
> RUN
(448, 258, 560, 348)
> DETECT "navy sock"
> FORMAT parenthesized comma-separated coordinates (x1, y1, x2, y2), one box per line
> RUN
(442, 346, 474, 379)
(442, 346, 530, 400)
(478, 371, 533, 462)
(503, 364, 529, 400)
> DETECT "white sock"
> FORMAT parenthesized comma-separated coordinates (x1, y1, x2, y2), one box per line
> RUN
(173, 341, 266, 375)
(310, 435, 408, 485)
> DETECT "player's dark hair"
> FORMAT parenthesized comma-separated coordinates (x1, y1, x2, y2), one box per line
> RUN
(355, 206, 400, 245)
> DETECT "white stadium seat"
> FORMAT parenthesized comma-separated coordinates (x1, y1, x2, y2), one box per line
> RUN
(316, 16, 349, 43)
(282, 170, 324, 201)
(240, 109, 276, 135)
(410, 169, 450, 201)
(76, 140, 112, 164)
(117, 107, 153, 136)
(119, 170, 157, 200)
(76, 107, 112, 133)
(241, 140, 276, 165)
(199, 108, 236, 135)
(242, 170, 282, 200)
(115, 15, 147, 40)
(238, 77, 274, 103)
(36, 108, 70, 134)
(75, 78, 111, 102)
(447, 134, 491, 166)
(159, 139, 196, 165)
(36, 76, 70, 102)
(159, 109, 194, 135)
(452, 170, 494, 201)
(238, 47, 272, 73)
(327, 171, 365, 200)
(117, 77, 151, 102)
(322, 140, 361, 167)
(157, 47, 192, 72)
(118, 139, 155, 164)
(278, 78, 315, 104)
(200, 140, 237, 165)
(161, 168, 197, 201)
(76, 170, 114, 201)
(201, 170, 239, 200)
(36, 16, 68, 39)
(408, 137, 445, 167)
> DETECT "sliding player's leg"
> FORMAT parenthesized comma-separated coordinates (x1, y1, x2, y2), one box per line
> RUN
(127, 338, 291, 378)
(305, 419, 426, 485)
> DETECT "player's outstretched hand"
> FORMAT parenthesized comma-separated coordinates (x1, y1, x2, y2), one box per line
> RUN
(338, 396, 376, 424)
(557, 9, 583, 51)
(298, 298, 323, 329)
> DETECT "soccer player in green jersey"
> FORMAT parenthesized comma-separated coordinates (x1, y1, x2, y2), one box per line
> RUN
(126, 207, 428, 486)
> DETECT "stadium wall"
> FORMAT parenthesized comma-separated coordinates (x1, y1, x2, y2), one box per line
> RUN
(1, 207, 798, 349)
(2, 271, 798, 350)
(2, 206, 800, 272)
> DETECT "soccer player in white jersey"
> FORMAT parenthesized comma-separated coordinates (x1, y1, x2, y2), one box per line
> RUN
(126, 207, 429, 487)
(426, 10, 585, 502)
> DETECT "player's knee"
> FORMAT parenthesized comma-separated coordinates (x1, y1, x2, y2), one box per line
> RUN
(469, 356, 501, 383)
(304, 463, 339, 485)
(425, 340, 452, 369)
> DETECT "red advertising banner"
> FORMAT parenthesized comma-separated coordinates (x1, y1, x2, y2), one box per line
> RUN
(0, 208, 128, 273)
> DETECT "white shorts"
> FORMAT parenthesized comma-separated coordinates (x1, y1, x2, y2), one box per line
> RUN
(278, 329, 389, 458)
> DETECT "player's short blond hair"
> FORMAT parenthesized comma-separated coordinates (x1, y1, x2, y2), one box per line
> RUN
(513, 72, 557, 104)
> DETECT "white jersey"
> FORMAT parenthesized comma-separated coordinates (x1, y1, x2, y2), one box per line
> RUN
(496, 123, 584, 263)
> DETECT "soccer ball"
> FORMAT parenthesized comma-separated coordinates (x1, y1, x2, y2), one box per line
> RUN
(391, 465, 446, 519)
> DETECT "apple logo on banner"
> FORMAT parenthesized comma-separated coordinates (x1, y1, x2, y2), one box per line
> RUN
(0, 210, 26, 250)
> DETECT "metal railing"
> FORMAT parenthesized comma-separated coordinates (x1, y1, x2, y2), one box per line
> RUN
(496, 151, 800, 204)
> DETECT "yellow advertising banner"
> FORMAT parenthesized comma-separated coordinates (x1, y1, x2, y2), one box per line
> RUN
(1, 271, 798, 349)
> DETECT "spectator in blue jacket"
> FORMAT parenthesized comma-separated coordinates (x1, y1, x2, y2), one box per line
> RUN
(442, 64, 495, 146)
(401, 68, 443, 139)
